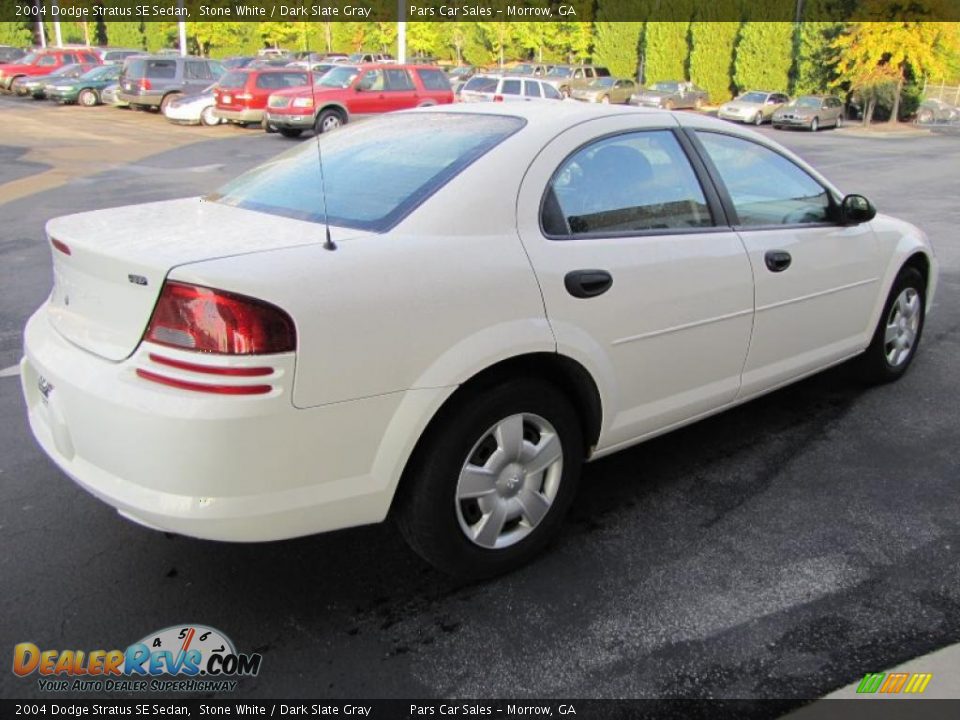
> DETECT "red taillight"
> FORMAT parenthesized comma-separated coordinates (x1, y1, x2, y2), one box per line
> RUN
(50, 238, 71, 255)
(493, 95, 504, 102)
(143, 281, 296, 355)
(139, 78, 151, 91)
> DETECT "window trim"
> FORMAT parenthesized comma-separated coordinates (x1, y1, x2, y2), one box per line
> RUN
(684, 128, 843, 232)
(539, 127, 727, 241)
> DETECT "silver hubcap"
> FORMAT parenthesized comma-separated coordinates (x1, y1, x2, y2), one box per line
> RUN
(321, 115, 341, 132)
(455, 413, 564, 550)
(884, 288, 921, 367)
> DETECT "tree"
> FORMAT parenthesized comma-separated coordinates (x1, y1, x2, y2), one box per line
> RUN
(793, 21, 845, 94)
(0, 22, 35, 47)
(556, 21, 594, 63)
(407, 22, 442, 58)
(143, 23, 175, 52)
(103, 22, 144, 50)
(734, 22, 794, 94)
(257, 22, 299, 50)
(439, 22, 473, 64)
(833, 15, 953, 123)
(475, 22, 515, 68)
(643, 22, 690, 82)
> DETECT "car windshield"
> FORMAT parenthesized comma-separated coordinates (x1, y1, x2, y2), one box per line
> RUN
(650, 82, 679, 92)
(17, 52, 39, 64)
(210, 113, 524, 232)
(449, 67, 471, 76)
(739, 91, 768, 103)
(462, 76, 498, 93)
(347, 53, 368, 62)
(547, 67, 573, 78)
(512, 64, 536, 74)
(50, 65, 80, 77)
(589, 78, 616, 88)
(318, 65, 359, 88)
(792, 97, 821, 108)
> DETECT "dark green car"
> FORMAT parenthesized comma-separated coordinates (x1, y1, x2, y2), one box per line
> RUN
(45, 64, 121, 105)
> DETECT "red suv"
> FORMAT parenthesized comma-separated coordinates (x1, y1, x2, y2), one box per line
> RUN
(264, 64, 454, 137)
(0, 48, 101, 92)
(213, 67, 313, 128)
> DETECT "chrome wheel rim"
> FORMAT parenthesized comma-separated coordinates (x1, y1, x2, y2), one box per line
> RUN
(321, 115, 341, 132)
(201, 107, 216, 125)
(884, 288, 921, 367)
(455, 413, 564, 550)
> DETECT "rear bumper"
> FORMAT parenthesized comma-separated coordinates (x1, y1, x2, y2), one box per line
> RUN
(214, 107, 263, 123)
(118, 91, 161, 107)
(21, 306, 437, 542)
(264, 111, 314, 129)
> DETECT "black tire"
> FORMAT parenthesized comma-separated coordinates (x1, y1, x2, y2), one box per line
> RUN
(279, 128, 303, 138)
(772, 124, 782, 130)
(78, 88, 99, 107)
(262, 116, 276, 133)
(810, 116, 819, 132)
(856, 266, 926, 384)
(395, 378, 584, 579)
(314, 108, 344, 134)
(199, 105, 218, 126)
(159, 93, 179, 114)
(753, 111, 763, 126)
(130, 103, 148, 111)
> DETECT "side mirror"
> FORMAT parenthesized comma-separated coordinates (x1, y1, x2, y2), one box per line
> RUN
(840, 194, 876, 225)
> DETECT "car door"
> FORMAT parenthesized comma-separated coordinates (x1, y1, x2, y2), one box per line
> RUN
(688, 127, 882, 396)
(517, 115, 755, 451)
(351, 68, 386, 113)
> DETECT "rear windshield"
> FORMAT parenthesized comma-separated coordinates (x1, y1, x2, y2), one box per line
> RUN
(125, 58, 177, 80)
(463, 76, 498, 93)
(218, 71, 248, 89)
(256, 71, 308, 89)
(210, 114, 524, 232)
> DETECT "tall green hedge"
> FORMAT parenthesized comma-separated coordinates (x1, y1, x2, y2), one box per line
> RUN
(103, 22, 144, 50)
(690, 22, 740, 102)
(643, 21, 690, 82)
(593, 21, 643, 78)
(734, 22, 794, 93)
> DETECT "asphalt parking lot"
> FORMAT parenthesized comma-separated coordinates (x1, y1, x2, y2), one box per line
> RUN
(1, 95, 958, 706)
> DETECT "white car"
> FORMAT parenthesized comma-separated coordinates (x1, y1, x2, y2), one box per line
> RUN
(21, 104, 937, 578)
(163, 83, 221, 126)
(459, 74, 564, 103)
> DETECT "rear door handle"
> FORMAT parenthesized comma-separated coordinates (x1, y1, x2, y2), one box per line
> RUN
(564, 269, 613, 298)
(764, 250, 792, 273)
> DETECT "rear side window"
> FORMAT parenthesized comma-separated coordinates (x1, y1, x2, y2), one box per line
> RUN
(125, 59, 177, 80)
(696, 132, 831, 226)
(596, 67, 611, 77)
(212, 114, 524, 232)
(185, 61, 213, 80)
(218, 71, 248, 89)
(501, 79, 522, 96)
(38, 56, 57, 66)
(523, 81, 541, 98)
(463, 76, 497, 93)
(385, 68, 415, 91)
(542, 130, 713, 237)
(416, 68, 451, 92)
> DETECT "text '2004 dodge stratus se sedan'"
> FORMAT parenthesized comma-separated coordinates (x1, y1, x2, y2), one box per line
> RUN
(21, 104, 937, 578)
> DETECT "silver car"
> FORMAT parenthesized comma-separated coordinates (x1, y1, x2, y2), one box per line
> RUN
(772, 95, 845, 131)
(459, 74, 563, 103)
(718, 90, 789, 125)
(570, 77, 638, 105)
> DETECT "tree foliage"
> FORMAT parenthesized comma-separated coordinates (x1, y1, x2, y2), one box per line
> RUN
(593, 21, 642, 78)
(643, 22, 690, 82)
(0, 22, 35, 48)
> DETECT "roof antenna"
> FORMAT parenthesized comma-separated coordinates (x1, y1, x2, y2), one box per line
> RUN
(310, 62, 336, 251)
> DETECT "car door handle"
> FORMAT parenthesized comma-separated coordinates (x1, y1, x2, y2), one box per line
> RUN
(764, 250, 792, 273)
(564, 270, 613, 298)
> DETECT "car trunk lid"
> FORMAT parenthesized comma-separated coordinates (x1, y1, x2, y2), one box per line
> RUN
(44, 197, 362, 361)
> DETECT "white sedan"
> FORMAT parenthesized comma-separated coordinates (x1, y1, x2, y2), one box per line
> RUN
(21, 103, 937, 578)
(163, 83, 221, 126)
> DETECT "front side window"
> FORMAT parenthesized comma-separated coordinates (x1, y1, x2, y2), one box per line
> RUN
(358, 69, 385, 91)
(543, 84, 562, 100)
(38, 55, 57, 66)
(697, 132, 832, 226)
(211, 114, 524, 232)
(542, 130, 713, 237)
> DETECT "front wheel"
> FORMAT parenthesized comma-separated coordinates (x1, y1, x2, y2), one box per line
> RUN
(856, 266, 926, 384)
(395, 378, 584, 579)
(810, 117, 819, 132)
(835, 114, 844, 128)
(78, 88, 99, 107)
(753, 111, 763, 126)
(199, 105, 218, 126)
(314, 108, 344, 134)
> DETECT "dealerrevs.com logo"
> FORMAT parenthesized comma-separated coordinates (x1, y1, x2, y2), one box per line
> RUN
(13, 625, 262, 693)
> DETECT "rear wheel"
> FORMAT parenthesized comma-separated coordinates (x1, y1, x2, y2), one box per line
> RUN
(159, 93, 179, 114)
(857, 266, 926, 384)
(314, 108, 344, 134)
(199, 105, 218, 126)
(78, 88, 99, 107)
(279, 128, 303, 138)
(395, 378, 584, 579)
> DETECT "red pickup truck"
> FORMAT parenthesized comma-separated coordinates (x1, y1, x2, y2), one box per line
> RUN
(264, 63, 453, 137)
(0, 48, 101, 92)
